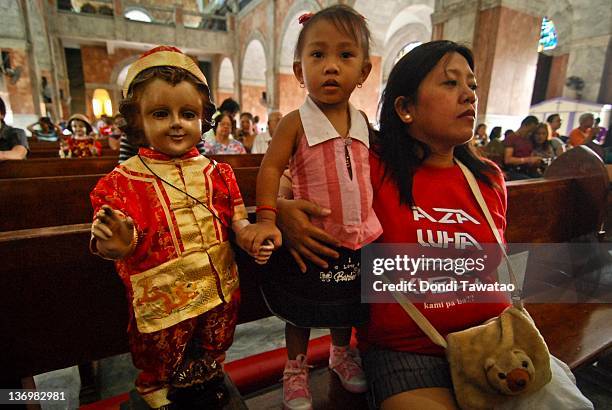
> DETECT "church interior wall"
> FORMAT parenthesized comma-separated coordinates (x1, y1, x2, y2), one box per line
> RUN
(0, 0, 609, 132)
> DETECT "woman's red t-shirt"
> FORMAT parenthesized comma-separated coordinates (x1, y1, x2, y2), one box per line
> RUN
(357, 154, 511, 355)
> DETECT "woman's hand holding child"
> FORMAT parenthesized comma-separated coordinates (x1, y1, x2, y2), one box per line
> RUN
(235, 222, 281, 265)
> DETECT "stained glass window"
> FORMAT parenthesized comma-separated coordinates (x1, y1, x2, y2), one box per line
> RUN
(538, 17, 557, 52)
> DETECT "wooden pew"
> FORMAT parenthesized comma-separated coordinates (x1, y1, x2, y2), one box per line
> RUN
(0, 167, 260, 232)
(0, 157, 119, 179)
(1, 147, 610, 406)
(0, 154, 263, 179)
(0, 174, 102, 231)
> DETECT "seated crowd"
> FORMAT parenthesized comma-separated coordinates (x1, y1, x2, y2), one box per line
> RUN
(476, 113, 610, 180)
(0, 96, 282, 162)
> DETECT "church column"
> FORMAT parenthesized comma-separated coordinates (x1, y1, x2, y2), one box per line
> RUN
(432, 1, 545, 130)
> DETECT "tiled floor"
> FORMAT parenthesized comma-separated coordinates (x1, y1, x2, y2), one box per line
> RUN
(33, 316, 329, 408)
(33, 316, 612, 409)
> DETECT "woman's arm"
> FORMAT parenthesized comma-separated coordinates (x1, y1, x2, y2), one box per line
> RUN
(504, 147, 541, 166)
(276, 198, 341, 272)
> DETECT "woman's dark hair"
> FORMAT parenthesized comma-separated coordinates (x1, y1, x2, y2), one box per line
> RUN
(119, 66, 216, 147)
(489, 126, 502, 141)
(294, 5, 371, 61)
(530, 123, 552, 150)
(219, 98, 240, 115)
(375, 40, 498, 207)
(0, 96, 5, 117)
(212, 112, 232, 134)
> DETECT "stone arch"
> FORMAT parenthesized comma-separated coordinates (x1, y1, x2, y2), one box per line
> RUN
(277, 0, 322, 71)
(380, 4, 433, 84)
(217, 57, 235, 103)
(108, 55, 140, 112)
(382, 22, 431, 82)
(276, 0, 320, 114)
(240, 35, 268, 123)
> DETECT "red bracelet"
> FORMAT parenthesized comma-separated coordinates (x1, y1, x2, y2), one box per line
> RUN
(256, 205, 278, 215)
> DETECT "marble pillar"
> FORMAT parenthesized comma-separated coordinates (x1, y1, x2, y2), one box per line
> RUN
(432, 1, 544, 130)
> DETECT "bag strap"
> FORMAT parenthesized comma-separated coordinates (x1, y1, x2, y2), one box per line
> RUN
(381, 274, 448, 348)
(455, 159, 522, 306)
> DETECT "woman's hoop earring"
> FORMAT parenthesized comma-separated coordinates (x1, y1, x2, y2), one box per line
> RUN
(299, 83, 305, 88)
(357, 83, 363, 88)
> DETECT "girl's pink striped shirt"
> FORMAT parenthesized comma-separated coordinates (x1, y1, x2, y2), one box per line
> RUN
(290, 96, 382, 250)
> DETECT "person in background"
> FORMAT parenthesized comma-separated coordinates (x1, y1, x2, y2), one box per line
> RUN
(546, 113, 566, 142)
(253, 115, 260, 135)
(203, 112, 246, 154)
(503, 115, 540, 180)
(529, 122, 555, 177)
(483, 126, 504, 166)
(97, 115, 114, 138)
(593, 118, 607, 143)
(27, 116, 61, 142)
(602, 121, 612, 164)
(0, 96, 28, 160)
(108, 114, 125, 151)
(251, 111, 282, 154)
(568, 113, 594, 148)
(545, 115, 565, 157)
(203, 98, 240, 141)
(236, 112, 256, 153)
(474, 123, 487, 146)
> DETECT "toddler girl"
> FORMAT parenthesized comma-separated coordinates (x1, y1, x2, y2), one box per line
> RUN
(243, 6, 382, 409)
(90, 46, 271, 409)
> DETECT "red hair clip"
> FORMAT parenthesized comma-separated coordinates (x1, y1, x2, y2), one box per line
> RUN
(298, 12, 314, 25)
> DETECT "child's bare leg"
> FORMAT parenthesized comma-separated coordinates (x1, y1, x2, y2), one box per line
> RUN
(330, 327, 352, 347)
(286, 323, 311, 359)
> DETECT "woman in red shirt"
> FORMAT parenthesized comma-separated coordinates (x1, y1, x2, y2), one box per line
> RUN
(277, 40, 510, 409)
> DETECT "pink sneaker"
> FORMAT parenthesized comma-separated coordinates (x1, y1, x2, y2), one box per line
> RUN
(329, 345, 368, 393)
(282, 354, 313, 410)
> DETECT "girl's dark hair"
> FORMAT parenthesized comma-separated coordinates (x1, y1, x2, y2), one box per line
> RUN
(119, 66, 216, 147)
(489, 126, 502, 141)
(294, 5, 371, 61)
(375, 40, 498, 207)
(212, 112, 232, 134)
